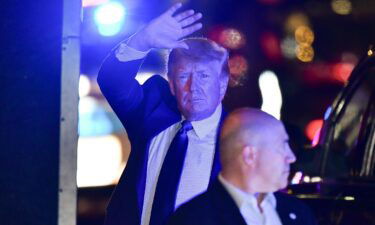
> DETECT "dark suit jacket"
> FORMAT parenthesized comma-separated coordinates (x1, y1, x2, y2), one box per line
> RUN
(97, 55, 226, 225)
(167, 179, 317, 225)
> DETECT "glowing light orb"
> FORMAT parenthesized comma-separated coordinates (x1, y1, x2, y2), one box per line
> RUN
(331, 0, 352, 15)
(219, 28, 246, 49)
(295, 26, 314, 45)
(94, 2, 125, 36)
(295, 43, 314, 62)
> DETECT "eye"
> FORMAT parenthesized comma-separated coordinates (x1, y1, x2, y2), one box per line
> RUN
(201, 73, 209, 78)
(178, 73, 188, 79)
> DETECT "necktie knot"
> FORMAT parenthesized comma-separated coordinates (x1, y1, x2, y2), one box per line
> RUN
(180, 120, 193, 133)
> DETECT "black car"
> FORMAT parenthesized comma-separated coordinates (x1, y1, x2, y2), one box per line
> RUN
(290, 46, 375, 225)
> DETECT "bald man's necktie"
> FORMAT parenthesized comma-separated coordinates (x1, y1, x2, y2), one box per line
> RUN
(149, 120, 193, 225)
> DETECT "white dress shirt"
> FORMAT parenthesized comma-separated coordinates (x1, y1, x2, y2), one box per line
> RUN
(218, 175, 283, 225)
(114, 43, 222, 225)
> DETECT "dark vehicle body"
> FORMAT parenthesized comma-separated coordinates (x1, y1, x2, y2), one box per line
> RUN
(290, 46, 375, 225)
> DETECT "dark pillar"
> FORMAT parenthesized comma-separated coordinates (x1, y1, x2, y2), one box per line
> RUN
(0, 0, 80, 224)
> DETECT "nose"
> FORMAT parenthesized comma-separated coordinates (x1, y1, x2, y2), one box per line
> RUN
(187, 73, 199, 92)
(286, 145, 296, 164)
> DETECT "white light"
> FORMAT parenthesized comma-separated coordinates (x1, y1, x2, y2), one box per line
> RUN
(344, 196, 355, 201)
(77, 135, 125, 187)
(79, 75, 91, 97)
(95, 2, 125, 24)
(311, 177, 322, 183)
(259, 70, 283, 119)
(135, 72, 155, 85)
(94, 2, 125, 36)
(303, 176, 310, 183)
(291, 171, 303, 184)
(281, 36, 297, 59)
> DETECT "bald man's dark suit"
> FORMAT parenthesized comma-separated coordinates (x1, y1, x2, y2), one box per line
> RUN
(167, 179, 317, 225)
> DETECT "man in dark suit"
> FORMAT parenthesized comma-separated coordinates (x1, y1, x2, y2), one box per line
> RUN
(97, 3, 229, 225)
(167, 108, 317, 225)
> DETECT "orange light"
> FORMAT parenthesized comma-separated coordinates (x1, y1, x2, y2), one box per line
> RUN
(219, 28, 246, 50)
(305, 119, 323, 141)
(295, 26, 314, 45)
(295, 43, 314, 62)
(228, 55, 249, 87)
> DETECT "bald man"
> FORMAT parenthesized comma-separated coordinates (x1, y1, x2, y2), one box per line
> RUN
(166, 108, 317, 225)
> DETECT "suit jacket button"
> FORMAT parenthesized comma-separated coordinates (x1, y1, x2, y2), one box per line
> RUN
(289, 213, 297, 220)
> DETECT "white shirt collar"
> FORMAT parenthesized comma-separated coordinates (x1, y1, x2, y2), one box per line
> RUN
(218, 174, 277, 210)
(184, 103, 222, 140)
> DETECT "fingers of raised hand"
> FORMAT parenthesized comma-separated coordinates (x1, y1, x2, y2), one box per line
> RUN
(181, 23, 202, 37)
(173, 10, 195, 22)
(179, 13, 202, 28)
(164, 2, 183, 16)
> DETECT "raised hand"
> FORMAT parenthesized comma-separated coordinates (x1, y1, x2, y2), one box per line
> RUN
(127, 3, 203, 51)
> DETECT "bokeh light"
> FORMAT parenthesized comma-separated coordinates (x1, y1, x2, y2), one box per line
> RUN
(331, 0, 352, 15)
(82, 0, 108, 7)
(259, 70, 282, 119)
(285, 12, 310, 34)
(219, 28, 246, 49)
(79, 75, 91, 97)
(331, 62, 355, 83)
(280, 36, 297, 59)
(77, 135, 124, 187)
(305, 119, 323, 141)
(229, 55, 248, 75)
(228, 55, 248, 86)
(94, 2, 126, 36)
(296, 43, 314, 62)
(295, 26, 314, 45)
(291, 171, 303, 184)
(260, 32, 282, 61)
(135, 72, 155, 84)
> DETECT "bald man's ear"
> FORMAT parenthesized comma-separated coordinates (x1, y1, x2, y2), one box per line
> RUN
(242, 146, 257, 166)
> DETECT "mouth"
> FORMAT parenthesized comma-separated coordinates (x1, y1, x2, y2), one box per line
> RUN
(190, 98, 204, 103)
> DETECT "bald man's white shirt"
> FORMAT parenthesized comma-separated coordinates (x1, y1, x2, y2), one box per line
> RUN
(218, 175, 283, 225)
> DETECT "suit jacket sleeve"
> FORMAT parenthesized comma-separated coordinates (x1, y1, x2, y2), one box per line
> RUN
(97, 53, 145, 132)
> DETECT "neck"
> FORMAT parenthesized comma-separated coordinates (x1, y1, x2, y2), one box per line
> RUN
(221, 170, 255, 194)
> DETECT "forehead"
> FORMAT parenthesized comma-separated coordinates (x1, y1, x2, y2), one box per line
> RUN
(262, 122, 289, 143)
(174, 59, 221, 72)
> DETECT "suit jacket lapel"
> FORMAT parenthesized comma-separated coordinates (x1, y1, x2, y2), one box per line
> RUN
(275, 192, 296, 225)
(210, 179, 247, 225)
(136, 100, 181, 218)
(209, 109, 227, 185)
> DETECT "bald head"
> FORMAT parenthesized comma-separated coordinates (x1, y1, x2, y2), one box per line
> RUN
(220, 108, 282, 167)
(219, 108, 296, 193)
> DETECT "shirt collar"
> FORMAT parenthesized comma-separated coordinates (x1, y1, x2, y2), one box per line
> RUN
(218, 174, 277, 210)
(185, 103, 222, 139)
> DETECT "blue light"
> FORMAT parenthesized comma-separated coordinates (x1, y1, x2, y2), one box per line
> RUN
(94, 1, 125, 36)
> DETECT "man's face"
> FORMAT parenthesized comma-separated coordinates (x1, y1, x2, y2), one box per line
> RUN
(252, 123, 296, 192)
(169, 59, 227, 121)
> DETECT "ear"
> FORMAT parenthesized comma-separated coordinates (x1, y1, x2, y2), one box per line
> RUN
(168, 77, 176, 96)
(242, 145, 257, 166)
(219, 76, 229, 101)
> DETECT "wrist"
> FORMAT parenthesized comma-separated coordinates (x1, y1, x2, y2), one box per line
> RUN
(126, 33, 152, 52)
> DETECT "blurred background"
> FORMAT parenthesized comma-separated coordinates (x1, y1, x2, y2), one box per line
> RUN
(76, 0, 375, 224)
